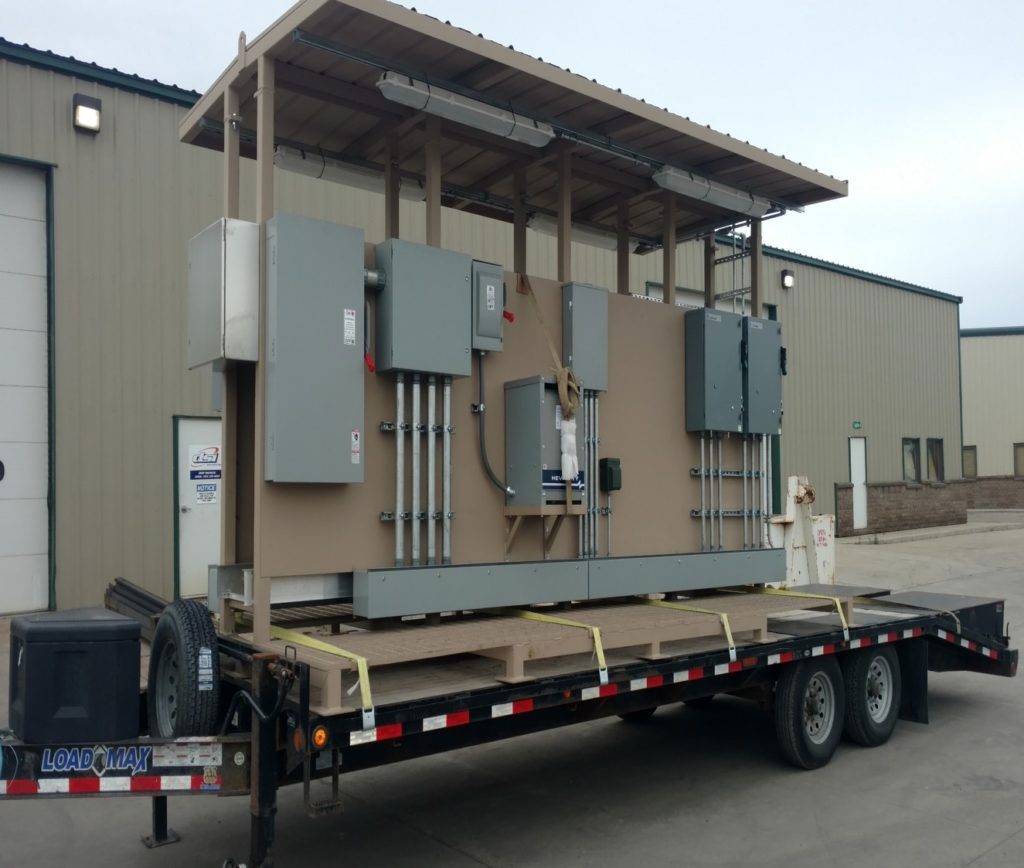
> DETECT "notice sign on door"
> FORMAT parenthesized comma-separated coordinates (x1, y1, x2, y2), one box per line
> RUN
(189, 445, 221, 505)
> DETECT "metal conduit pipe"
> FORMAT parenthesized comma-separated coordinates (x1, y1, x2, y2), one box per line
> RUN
(742, 436, 748, 550)
(411, 375, 421, 566)
(474, 352, 515, 497)
(580, 394, 588, 558)
(395, 373, 405, 567)
(427, 375, 437, 565)
(607, 492, 613, 556)
(442, 376, 453, 565)
(594, 396, 601, 558)
(585, 394, 592, 558)
(589, 394, 596, 558)
(717, 435, 724, 551)
(700, 433, 707, 552)
(763, 435, 771, 542)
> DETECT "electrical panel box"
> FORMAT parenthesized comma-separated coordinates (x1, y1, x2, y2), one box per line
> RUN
(504, 376, 584, 510)
(375, 239, 472, 376)
(471, 260, 505, 352)
(684, 308, 744, 433)
(187, 217, 259, 369)
(265, 213, 365, 483)
(743, 316, 784, 435)
(599, 457, 622, 493)
(562, 282, 609, 391)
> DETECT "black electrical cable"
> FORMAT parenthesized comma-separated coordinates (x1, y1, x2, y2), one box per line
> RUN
(474, 351, 515, 497)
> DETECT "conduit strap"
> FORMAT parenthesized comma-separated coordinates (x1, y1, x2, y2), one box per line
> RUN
(648, 599, 738, 662)
(511, 609, 608, 684)
(270, 625, 376, 730)
(737, 586, 850, 642)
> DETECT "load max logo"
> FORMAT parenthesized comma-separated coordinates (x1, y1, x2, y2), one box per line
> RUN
(41, 745, 152, 776)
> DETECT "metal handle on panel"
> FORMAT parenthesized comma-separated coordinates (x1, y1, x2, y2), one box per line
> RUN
(0, 459, 4, 481)
(180, 506, 191, 514)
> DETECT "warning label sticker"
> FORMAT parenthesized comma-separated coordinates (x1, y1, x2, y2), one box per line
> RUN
(196, 483, 217, 504)
(351, 429, 361, 464)
(344, 308, 357, 346)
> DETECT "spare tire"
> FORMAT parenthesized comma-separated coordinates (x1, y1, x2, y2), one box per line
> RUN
(148, 600, 220, 737)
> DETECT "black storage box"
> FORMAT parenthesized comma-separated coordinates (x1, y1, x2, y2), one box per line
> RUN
(9, 608, 140, 744)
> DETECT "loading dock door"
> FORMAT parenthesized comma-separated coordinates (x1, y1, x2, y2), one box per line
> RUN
(0, 163, 49, 613)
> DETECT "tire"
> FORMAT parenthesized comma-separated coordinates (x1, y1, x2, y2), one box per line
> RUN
(618, 707, 657, 723)
(148, 600, 220, 737)
(683, 694, 715, 709)
(774, 658, 845, 770)
(841, 646, 901, 747)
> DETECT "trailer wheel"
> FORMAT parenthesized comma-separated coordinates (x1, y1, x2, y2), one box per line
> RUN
(618, 707, 657, 723)
(842, 646, 901, 747)
(774, 658, 845, 770)
(148, 600, 220, 737)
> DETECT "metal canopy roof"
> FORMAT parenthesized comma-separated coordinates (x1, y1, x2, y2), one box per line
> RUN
(180, 0, 847, 245)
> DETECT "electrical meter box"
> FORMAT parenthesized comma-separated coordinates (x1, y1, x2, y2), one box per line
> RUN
(562, 282, 609, 391)
(375, 239, 473, 376)
(471, 260, 505, 352)
(684, 308, 744, 433)
(265, 213, 365, 483)
(187, 217, 260, 369)
(743, 316, 783, 435)
(504, 376, 584, 510)
(9, 608, 140, 744)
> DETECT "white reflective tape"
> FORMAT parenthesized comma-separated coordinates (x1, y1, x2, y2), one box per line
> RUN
(37, 779, 69, 794)
(902, 629, 915, 639)
(767, 653, 781, 666)
(491, 702, 514, 718)
(811, 646, 825, 657)
(160, 775, 193, 791)
(0, 781, 6, 795)
(672, 670, 690, 684)
(937, 629, 948, 640)
(99, 777, 131, 793)
(960, 639, 971, 649)
(714, 663, 729, 676)
(349, 728, 378, 745)
(849, 639, 863, 650)
(630, 678, 647, 692)
(422, 715, 447, 732)
(876, 634, 889, 644)
(580, 687, 600, 701)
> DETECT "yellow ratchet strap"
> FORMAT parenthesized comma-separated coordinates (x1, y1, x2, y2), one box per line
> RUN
(737, 586, 851, 642)
(648, 599, 738, 661)
(270, 625, 376, 730)
(512, 610, 608, 684)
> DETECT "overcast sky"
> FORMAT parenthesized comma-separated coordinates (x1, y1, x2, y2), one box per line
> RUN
(5, 0, 1022, 325)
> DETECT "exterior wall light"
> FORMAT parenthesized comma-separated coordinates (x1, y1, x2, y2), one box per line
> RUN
(781, 269, 795, 289)
(73, 93, 102, 133)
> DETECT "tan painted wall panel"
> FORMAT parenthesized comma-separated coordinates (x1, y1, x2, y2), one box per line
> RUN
(961, 335, 1024, 476)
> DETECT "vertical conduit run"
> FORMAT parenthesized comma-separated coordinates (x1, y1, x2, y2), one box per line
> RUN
(717, 435, 724, 551)
(395, 373, 405, 567)
(742, 436, 749, 550)
(593, 395, 601, 558)
(762, 434, 770, 543)
(427, 375, 437, 565)
(411, 375, 421, 566)
(754, 434, 762, 548)
(442, 376, 452, 565)
(607, 492, 613, 556)
(580, 394, 588, 558)
(699, 433, 707, 552)
(708, 433, 716, 552)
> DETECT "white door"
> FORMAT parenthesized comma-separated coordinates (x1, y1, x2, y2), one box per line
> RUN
(849, 437, 867, 531)
(0, 163, 48, 613)
(175, 417, 223, 597)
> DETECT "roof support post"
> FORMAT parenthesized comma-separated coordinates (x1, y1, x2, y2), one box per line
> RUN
(616, 199, 630, 295)
(513, 165, 527, 274)
(703, 234, 716, 308)
(425, 116, 442, 247)
(750, 218, 763, 316)
(384, 136, 400, 240)
(252, 54, 275, 645)
(662, 191, 676, 306)
(557, 146, 572, 283)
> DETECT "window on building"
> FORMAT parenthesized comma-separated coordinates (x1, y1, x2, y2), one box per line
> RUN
(902, 438, 921, 482)
(926, 438, 944, 481)
(1015, 443, 1024, 477)
(963, 446, 977, 479)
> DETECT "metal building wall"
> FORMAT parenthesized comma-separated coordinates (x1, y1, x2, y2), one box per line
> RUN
(961, 335, 1024, 476)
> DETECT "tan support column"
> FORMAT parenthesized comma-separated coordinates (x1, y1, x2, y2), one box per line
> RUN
(557, 147, 572, 282)
(662, 191, 676, 305)
(425, 116, 442, 247)
(513, 165, 527, 274)
(703, 234, 716, 308)
(750, 218, 763, 317)
(616, 199, 630, 295)
(252, 55, 275, 644)
(384, 136, 400, 240)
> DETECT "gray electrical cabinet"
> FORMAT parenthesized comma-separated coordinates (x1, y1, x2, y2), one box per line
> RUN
(743, 316, 783, 435)
(471, 260, 505, 352)
(375, 239, 473, 376)
(684, 308, 744, 433)
(504, 376, 584, 509)
(561, 282, 609, 391)
(265, 213, 365, 484)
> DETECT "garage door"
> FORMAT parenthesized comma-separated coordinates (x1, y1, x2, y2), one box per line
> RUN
(0, 163, 49, 613)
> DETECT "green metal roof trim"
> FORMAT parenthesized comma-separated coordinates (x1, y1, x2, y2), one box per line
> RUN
(960, 327, 1024, 337)
(0, 38, 200, 108)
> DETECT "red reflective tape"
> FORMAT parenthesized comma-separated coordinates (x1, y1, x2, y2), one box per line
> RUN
(946, 632, 958, 643)
(968, 641, 978, 652)
(512, 698, 534, 714)
(822, 644, 835, 655)
(779, 651, 794, 664)
(130, 776, 162, 792)
(599, 684, 618, 698)
(447, 710, 470, 727)
(912, 628, 923, 638)
(727, 661, 743, 673)
(375, 723, 403, 741)
(860, 637, 872, 647)
(6, 780, 38, 796)
(647, 675, 664, 688)
(888, 632, 898, 643)
(68, 778, 100, 794)
(689, 667, 704, 680)
(741, 657, 757, 669)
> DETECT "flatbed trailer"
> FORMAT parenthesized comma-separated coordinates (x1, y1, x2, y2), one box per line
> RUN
(0, 581, 1015, 867)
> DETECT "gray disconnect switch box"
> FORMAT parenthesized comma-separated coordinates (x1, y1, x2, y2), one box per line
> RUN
(743, 317, 784, 435)
(684, 308, 744, 433)
(471, 260, 505, 352)
(562, 282, 609, 392)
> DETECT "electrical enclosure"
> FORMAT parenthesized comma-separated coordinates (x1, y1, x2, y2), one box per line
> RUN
(599, 457, 622, 492)
(186, 217, 259, 369)
(684, 308, 744, 433)
(471, 260, 505, 352)
(504, 376, 584, 510)
(743, 317, 783, 434)
(265, 213, 365, 483)
(375, 239, 473, 376)
(561, 282, 609, 391)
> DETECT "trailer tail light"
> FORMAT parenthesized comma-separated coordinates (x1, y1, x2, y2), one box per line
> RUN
(312, 726, 329, 749)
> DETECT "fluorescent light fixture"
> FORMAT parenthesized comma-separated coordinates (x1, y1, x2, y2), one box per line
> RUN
(528, 213, 623, 251)
(652, 165, 772, 217)
(781, 269, 795, 289)
(376, 71, 555, 148)
(273, 146, 425, 201)
(72, 93, 101, 133)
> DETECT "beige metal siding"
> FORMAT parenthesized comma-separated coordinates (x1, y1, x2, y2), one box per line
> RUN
(961, 335, 1024, 476)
